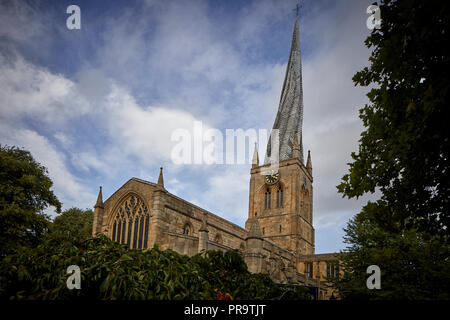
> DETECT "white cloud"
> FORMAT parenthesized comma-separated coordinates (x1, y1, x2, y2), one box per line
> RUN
(0, 1, 48, 44)
(53, 132, 73, 149)
(103, 85, 216, 166)
(199, 166, 250, 226)
(0, 53, 91, 125)
(71, 151, 105, 173)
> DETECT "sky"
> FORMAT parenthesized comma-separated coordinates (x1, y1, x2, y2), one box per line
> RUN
(0, 0, 380, 253)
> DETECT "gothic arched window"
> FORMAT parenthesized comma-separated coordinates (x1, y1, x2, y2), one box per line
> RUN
(265, 188, 271, 209)
(110, 194, 149, 249)
(117, 220, 122, 243)
(276, 186, 284, 208)
(112, 221, 117, 242)
(264, 191, 268, 209)
(280, 188, 283, 207)
(276, 189, 279, 208)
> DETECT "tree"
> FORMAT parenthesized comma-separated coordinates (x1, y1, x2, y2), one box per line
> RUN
(0, 145, 61, 257)
(51, 207, 93, 242)
(332, 206, 450, 299)
(335, 0, 450, 299)
(338, 0, 450, 239)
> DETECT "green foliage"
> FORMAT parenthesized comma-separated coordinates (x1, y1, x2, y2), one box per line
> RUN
(0, 145, 61, 257)
(337, 0, 450, 238)
(331, 207, 450, 299)
(0, 234, 311, 300)
(335, 0, 450, 299)
(51, 208, 93, 242)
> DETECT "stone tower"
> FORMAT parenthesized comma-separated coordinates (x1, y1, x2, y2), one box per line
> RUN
(246, 15, 314, 256)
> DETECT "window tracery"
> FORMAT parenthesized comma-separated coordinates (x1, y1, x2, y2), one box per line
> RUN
(111, 194, 150, 249)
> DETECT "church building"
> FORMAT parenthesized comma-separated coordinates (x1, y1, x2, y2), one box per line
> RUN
(92, 15, 339, 300)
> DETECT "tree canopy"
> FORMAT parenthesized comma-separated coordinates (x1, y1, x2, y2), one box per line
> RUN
(332, 207, 450, 299)
(338, 0, 450, 239)
(0, 145, 61, 257)
(51, 207, 93, 242)
(334, 0, 450, 299)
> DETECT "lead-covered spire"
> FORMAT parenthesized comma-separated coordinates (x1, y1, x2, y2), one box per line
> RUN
(265, 16, 304, 164)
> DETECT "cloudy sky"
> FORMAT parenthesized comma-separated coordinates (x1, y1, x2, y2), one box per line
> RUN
(0, 0, 379, 253)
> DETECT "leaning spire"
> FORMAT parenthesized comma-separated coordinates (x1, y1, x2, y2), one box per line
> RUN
(265, 14, 304, 164)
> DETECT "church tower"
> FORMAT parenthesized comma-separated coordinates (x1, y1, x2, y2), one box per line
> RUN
(246, 14, 314, 256)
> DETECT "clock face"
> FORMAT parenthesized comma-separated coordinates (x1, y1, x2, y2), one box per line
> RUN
(265, 171, 280, 185)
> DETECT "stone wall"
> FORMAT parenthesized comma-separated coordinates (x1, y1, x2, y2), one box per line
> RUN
(247, 159, 315, 257)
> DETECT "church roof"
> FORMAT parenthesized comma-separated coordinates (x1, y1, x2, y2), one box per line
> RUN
(265, 16, 304, 164)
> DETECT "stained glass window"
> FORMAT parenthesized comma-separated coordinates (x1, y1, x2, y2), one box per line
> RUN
(138, 216, 144, 249)
(143, 215, 149, 249)
(121, 220, 127, 244)
(117, 221, 122, 243)
(112, 221, 117, 242)
(110, 194, 150, 249)
(127, 219, 132, 247)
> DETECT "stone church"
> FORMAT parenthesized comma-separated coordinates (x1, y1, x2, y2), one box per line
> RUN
(92, 15, 339, 300)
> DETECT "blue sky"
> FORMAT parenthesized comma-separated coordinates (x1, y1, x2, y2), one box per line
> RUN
(0, 0, 379, 253)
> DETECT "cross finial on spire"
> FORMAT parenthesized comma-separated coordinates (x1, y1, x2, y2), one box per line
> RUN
(293, 1, 302, 18)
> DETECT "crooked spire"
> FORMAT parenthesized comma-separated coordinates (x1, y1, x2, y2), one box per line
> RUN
(265, 15, 304, 164)
(292, 130, 300, 159)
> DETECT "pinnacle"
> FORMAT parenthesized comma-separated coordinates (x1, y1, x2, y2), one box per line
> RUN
(247, 218, 262, 239)
(94, 186, 104, 208)
(252, 143, 259, 167)
(157, 167, 164, 188)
